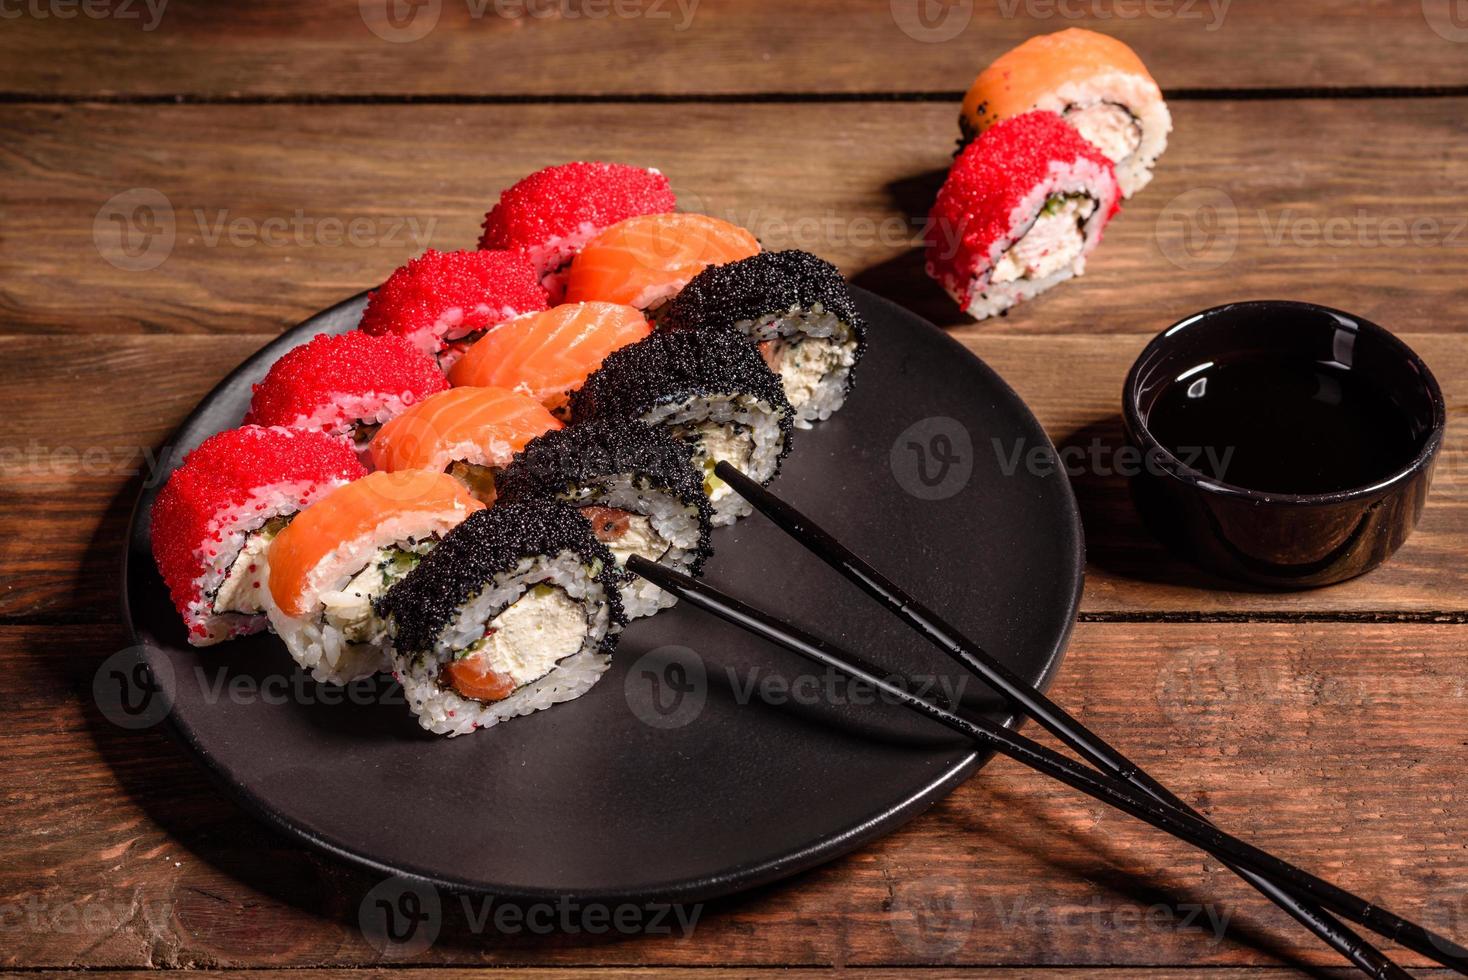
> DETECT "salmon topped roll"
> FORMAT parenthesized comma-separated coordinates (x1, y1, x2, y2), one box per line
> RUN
(245, 332, 448, 454)
(928, 111, 1120, 321)
(266, 469, 483, 684)
(478, 162, 677, 302)
(359, 249, 549, 369)
(367, 386, 562, 502)
(563, 212, 760, 316)
(377, 501, 625, 737)
(151, 426, 367, 646)
(448, 302, 651, 419)
(960, 29, 1170, 197)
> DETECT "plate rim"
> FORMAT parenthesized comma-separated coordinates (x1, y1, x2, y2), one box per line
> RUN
(119, 285, 1086, 904)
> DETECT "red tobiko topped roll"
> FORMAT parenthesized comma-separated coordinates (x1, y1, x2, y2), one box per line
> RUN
(477, 162, 677, 301)
(150, 425, 366, 646)
(358, 249, 549, 367)
(927, 110, 1119, 321)
(244, 331, 448, 451)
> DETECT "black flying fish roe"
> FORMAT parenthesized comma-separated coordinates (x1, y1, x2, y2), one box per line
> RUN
(566, 328, 794, 471)
(658, 250, 868, 400)
(376, 500, 626, 658)
(661, 250, 862, 336)
(494, 417, 714, 575)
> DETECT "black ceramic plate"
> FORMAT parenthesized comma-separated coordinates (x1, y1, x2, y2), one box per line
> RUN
(122, 287, 1083, 904)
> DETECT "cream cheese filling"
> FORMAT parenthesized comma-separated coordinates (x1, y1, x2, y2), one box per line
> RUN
(992, 195, 1098, 285)
(1064, 101, 1143, 166)
(455, 585, 586, 696)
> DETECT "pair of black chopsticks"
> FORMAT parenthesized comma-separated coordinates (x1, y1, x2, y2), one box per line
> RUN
(627, 461, 1468, 979)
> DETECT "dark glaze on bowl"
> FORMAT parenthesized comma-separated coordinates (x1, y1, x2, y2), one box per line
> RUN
(1124, 301, 1445, 589)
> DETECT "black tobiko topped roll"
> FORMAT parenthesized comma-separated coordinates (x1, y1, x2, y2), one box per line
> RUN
(569, 327, 790, 426)
(495, 419, 715, 618)
(659, 250, 868, 428)
(661, 250, 862, 335)
(376, 500, 625, 660)
(566, 329, 794, 525)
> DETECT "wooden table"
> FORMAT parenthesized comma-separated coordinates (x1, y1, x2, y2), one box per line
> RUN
(4, 2, 1466, 976)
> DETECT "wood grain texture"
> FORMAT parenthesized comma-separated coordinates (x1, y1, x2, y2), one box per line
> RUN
(22, 973, 1468, 980)
(5, 99, 1468, 339)
(0, 0, 1465, 96)
(5, 623, 1465, 969)
(2, 333, 1461, 623)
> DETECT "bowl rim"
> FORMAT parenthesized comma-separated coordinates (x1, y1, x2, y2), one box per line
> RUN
(1123, 299, 1447, 505)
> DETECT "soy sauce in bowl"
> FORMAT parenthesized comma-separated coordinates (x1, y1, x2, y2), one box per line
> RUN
(1143, 356, 1424, 495)
(1123, 301, 1445, 588)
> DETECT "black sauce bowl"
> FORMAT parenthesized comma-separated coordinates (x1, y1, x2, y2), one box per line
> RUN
(1123, 301, 1446, 589)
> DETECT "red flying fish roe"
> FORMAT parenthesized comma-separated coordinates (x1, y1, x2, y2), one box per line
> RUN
(358, 249, 549, 355)
(244, 331, 448, 432)
(150, 426, 365, 642)
(926, 111, 1119, 305)
(477, 162, 677, 263)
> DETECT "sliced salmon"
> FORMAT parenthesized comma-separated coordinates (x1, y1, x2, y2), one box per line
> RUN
(267, 469, 483, 619)
(563, 212, 760, 309)
(368, 386, 562, 474)
(448, 302, 651, 414)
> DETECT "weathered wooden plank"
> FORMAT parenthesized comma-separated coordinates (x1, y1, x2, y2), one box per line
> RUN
(5, 623, 1465, 969)
(2, 333, 1461, 621)
(22, 972, 1468, 980)
(4, 99, 1468, 338)
(1, 0, 1465, 96)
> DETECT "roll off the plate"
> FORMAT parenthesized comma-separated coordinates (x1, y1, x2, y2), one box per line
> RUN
(568, 327, 793, 526)
(960, 28, 1170, 198)
(266, 469, 484, 684)
(376, 500, 625, 737)
(495, 417, 714, 619)
(150, 425, 366, 646)
(660, 250, 868, 429)
(927, 111, 1120, 321)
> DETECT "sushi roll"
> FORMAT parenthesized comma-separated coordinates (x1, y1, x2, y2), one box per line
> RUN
(927, 111, 1120, 321)
(376, 501, 625, 737)
(660, 250, 868, 429)
(358, 249, 549, 369)
(496, 418, 714, 619)
(151, 426, 366, 646)
(448, 302, 651, 419)
(563, 212, 760, 316)
(266, 469, 484, 684)
(367, 386, 562, 502)
(569, 328, 793, 526)
(244, 332, 449, 454)
(477, 161, 677, 302)
(960, 28, 1170, 198)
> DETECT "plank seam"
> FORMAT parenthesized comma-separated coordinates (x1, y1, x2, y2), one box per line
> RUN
(4, 86, 1468, 106)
